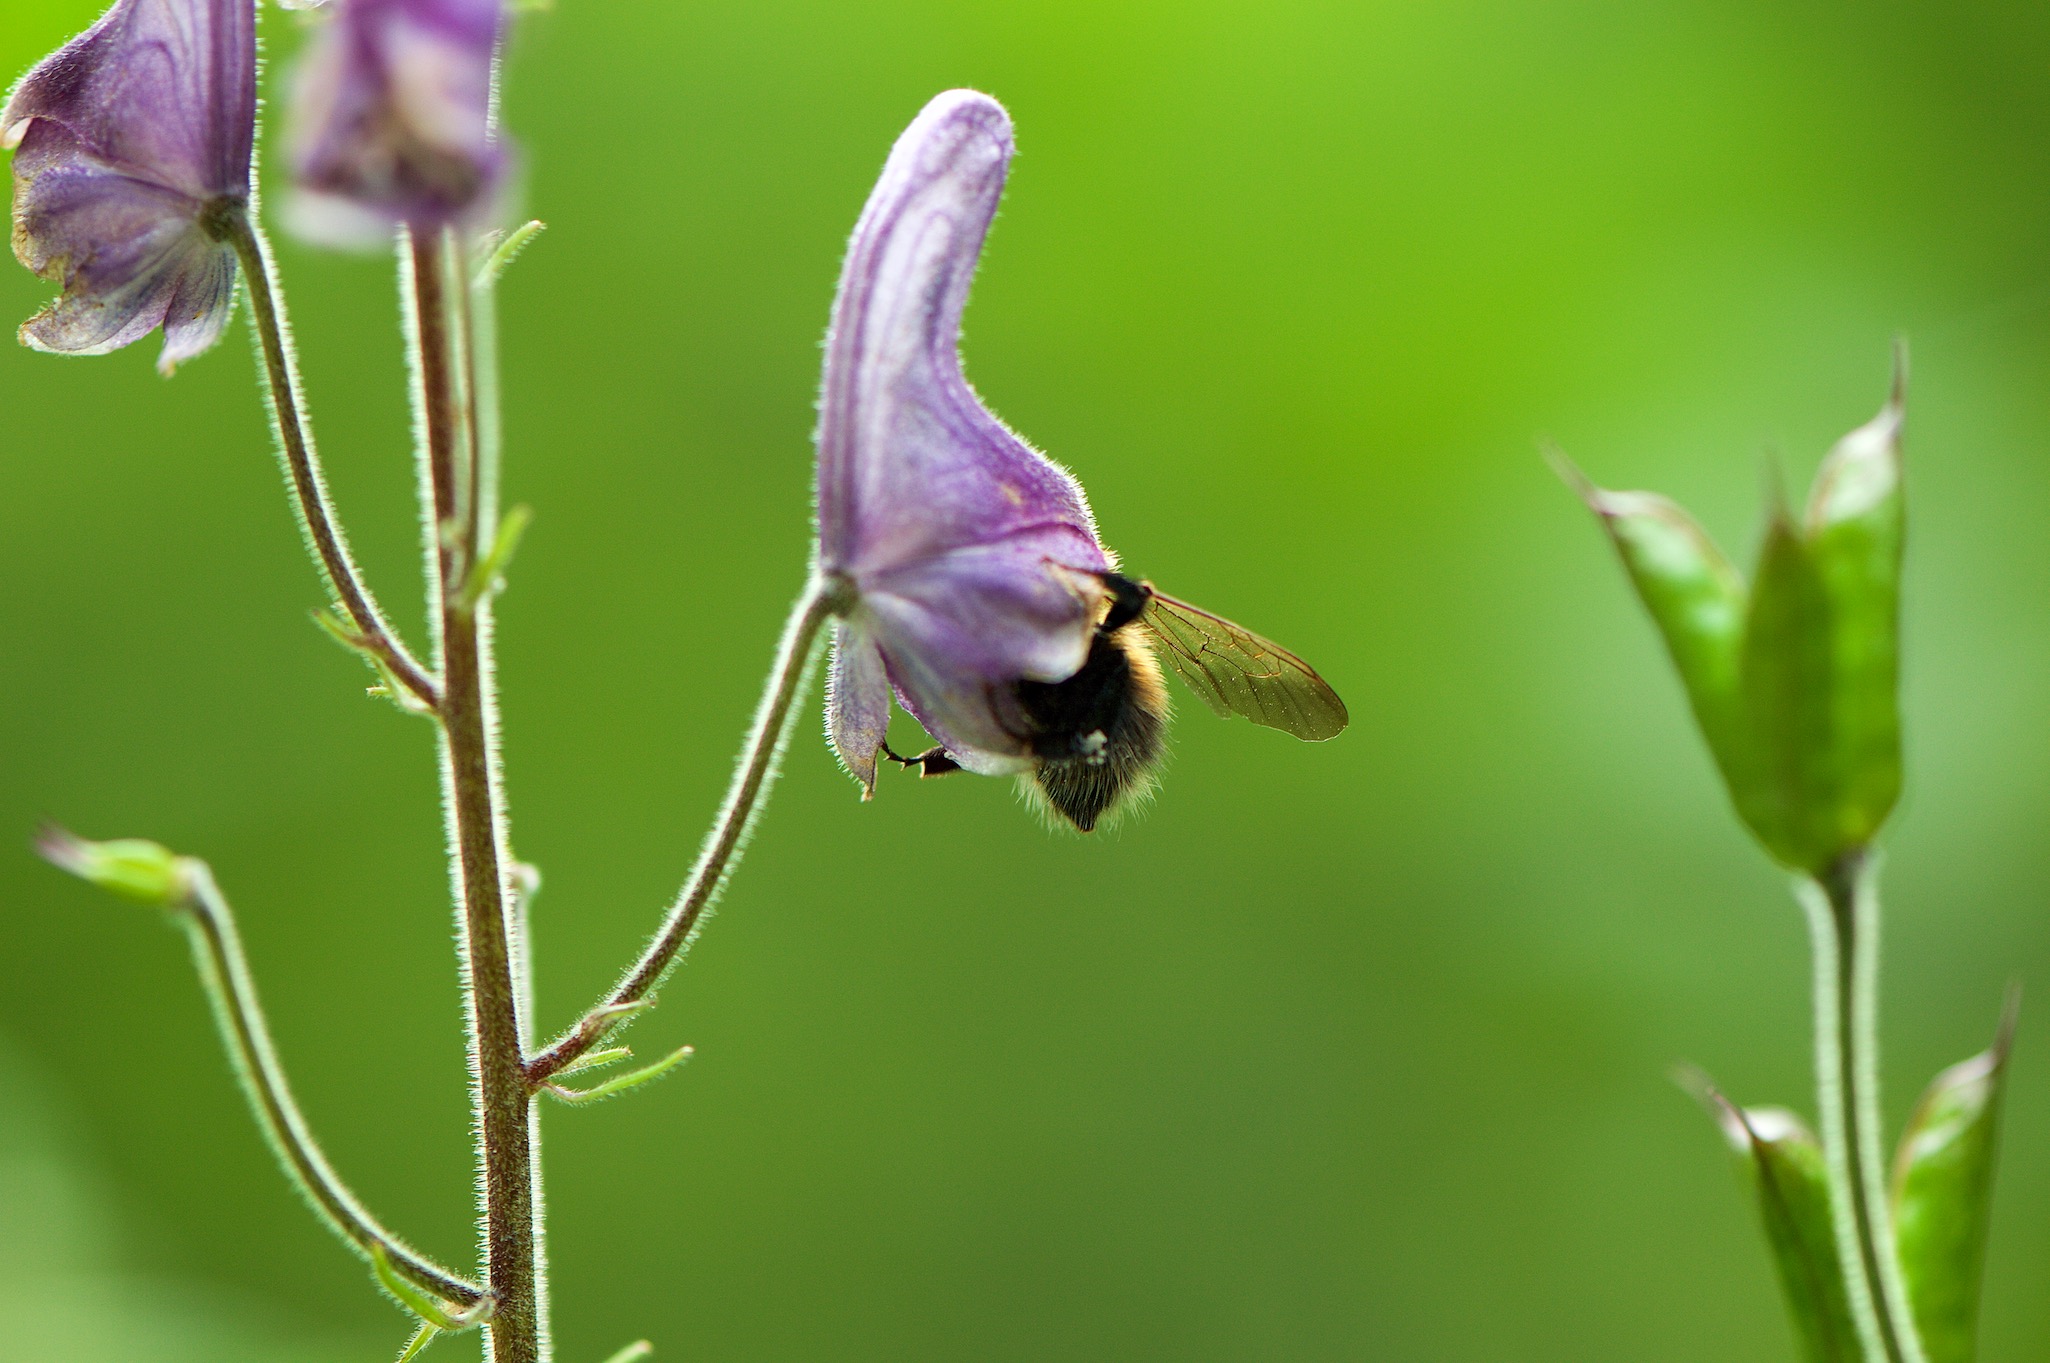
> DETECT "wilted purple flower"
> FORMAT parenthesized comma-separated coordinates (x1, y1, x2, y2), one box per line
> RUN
(819, 90, 1115, 795)
(2, 0, 256, 373)
(287, 0, 510, 244)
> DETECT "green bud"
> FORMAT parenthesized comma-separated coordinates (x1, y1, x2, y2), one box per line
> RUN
(1693, 1082, 1866, 1363)
(34, 824, 191, 906)
(1891, 996, 2016, 1363)
(1559, 354, 1905, 875)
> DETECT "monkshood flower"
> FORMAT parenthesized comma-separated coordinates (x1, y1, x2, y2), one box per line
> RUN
(818, 90, 1114, 796)
(2, 0, 256, 373)
(287, 0, 510, 244)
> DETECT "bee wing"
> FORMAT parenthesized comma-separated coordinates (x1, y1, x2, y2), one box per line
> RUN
(1135, 589, 1349, 741)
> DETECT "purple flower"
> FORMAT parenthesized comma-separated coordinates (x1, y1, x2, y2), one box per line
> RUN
(819, 90, 1115, 795)
(2, 0, 256, 373)
(287, 0, 510, 244)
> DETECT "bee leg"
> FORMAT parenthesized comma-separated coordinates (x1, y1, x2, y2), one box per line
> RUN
(880, 741, 963, 778)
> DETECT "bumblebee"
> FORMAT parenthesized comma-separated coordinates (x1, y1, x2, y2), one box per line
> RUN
(884, 571, 1348, 831)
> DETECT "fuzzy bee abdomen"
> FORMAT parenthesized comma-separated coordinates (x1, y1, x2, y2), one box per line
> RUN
(1014, 627, 1168, 831)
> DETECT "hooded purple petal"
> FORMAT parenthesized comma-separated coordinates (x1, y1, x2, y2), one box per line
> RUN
(3, 0, 255, 371)
(817, 90, 1114, 790)
(287, 0, 510, 243)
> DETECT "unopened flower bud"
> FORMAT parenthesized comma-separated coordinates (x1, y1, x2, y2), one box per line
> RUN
(36, 824, 191, 906)
(286, 0, 511, 245)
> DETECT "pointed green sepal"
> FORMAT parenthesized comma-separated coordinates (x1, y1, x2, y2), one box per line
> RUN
(545, 1045, 693, 1105)
(1801, 359, 1905, 858)
(1890, 991, 2018, 1363)
(34, 824, 192, 906)
(371, 1243, 494, 1332)
(1558, 350, 1906, 874)
(1552, 446, 1750, 780)
(1684, 1072, 1866, 1363)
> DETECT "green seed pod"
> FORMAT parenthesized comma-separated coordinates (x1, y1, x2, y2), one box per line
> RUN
(1559, 353, 1904, 875)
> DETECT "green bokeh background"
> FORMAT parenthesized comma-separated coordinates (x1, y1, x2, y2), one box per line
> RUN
(4, 1, 2049, 1358)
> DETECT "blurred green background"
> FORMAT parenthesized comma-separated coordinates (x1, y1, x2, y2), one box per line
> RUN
(3, 0, 2049, 1359)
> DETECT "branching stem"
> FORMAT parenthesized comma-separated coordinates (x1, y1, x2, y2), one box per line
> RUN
(173, 859, 485, 1309)
(1799, 853, 1927, 1363)
(408, 226, 541, 1363)
(526, 574, 845, 1084)
(225, 211, 439, 708)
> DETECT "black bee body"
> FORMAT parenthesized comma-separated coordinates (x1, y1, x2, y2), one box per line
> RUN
(1014, 622, 1167, 832)
(882, 568, 1345, 833)
(879, 573, 1169, 832)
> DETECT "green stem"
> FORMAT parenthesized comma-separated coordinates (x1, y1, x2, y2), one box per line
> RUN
(407, 226, 542, 1363)
(173, 859, 485, 1309)
(1799, 854, 1927, 1363)
(224, 211, 438, 708)
(526, 574, 844, 1083)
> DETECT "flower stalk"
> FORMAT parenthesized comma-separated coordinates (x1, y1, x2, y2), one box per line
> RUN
(527, 572, 844, 1084)
(225, 210, 438, 707)
(34, 829, 488, 1310)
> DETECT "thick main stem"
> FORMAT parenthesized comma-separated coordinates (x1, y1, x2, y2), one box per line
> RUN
(410, 228, 541, 1363)
(1800, 855, 1926, 1363)
(527, 574, 842, 1083)
(225, 211, 438, 707)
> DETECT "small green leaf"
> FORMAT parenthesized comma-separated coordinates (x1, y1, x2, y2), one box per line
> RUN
(458, 504, 534, 612)
(395, 1322, 438, 1362)
(596, 1343, 654, 1363)
(370, 1243, 492, 1332)
(34, 825, 190, 906)
(558, 1046, 633, 1077)
(477, 220, 548, 286)
(1890, 993, 2017, 1363)
(545, 1045, 693, 1105)
(1687, 1075, 1866, 1363)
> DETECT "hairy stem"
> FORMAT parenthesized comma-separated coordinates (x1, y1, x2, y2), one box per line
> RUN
(225, 211, 438, 708)
(173, 859, 485, 1309)
(1799, 854, 1927, 1363)
(527, 574, 844, 1083)
(408, 227, 541, 1363)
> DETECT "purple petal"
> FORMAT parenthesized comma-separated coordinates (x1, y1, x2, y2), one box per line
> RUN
(855, 529, 1105, 768)
(816, 90, 1107, 581)
(5, 0, 252, 366)
(826, 621, 892, 794)
(287, 0, 511, 239)
(2, 0, 254, 203)
(11, 122, 230, 361)
(155, 226, 237, 371)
